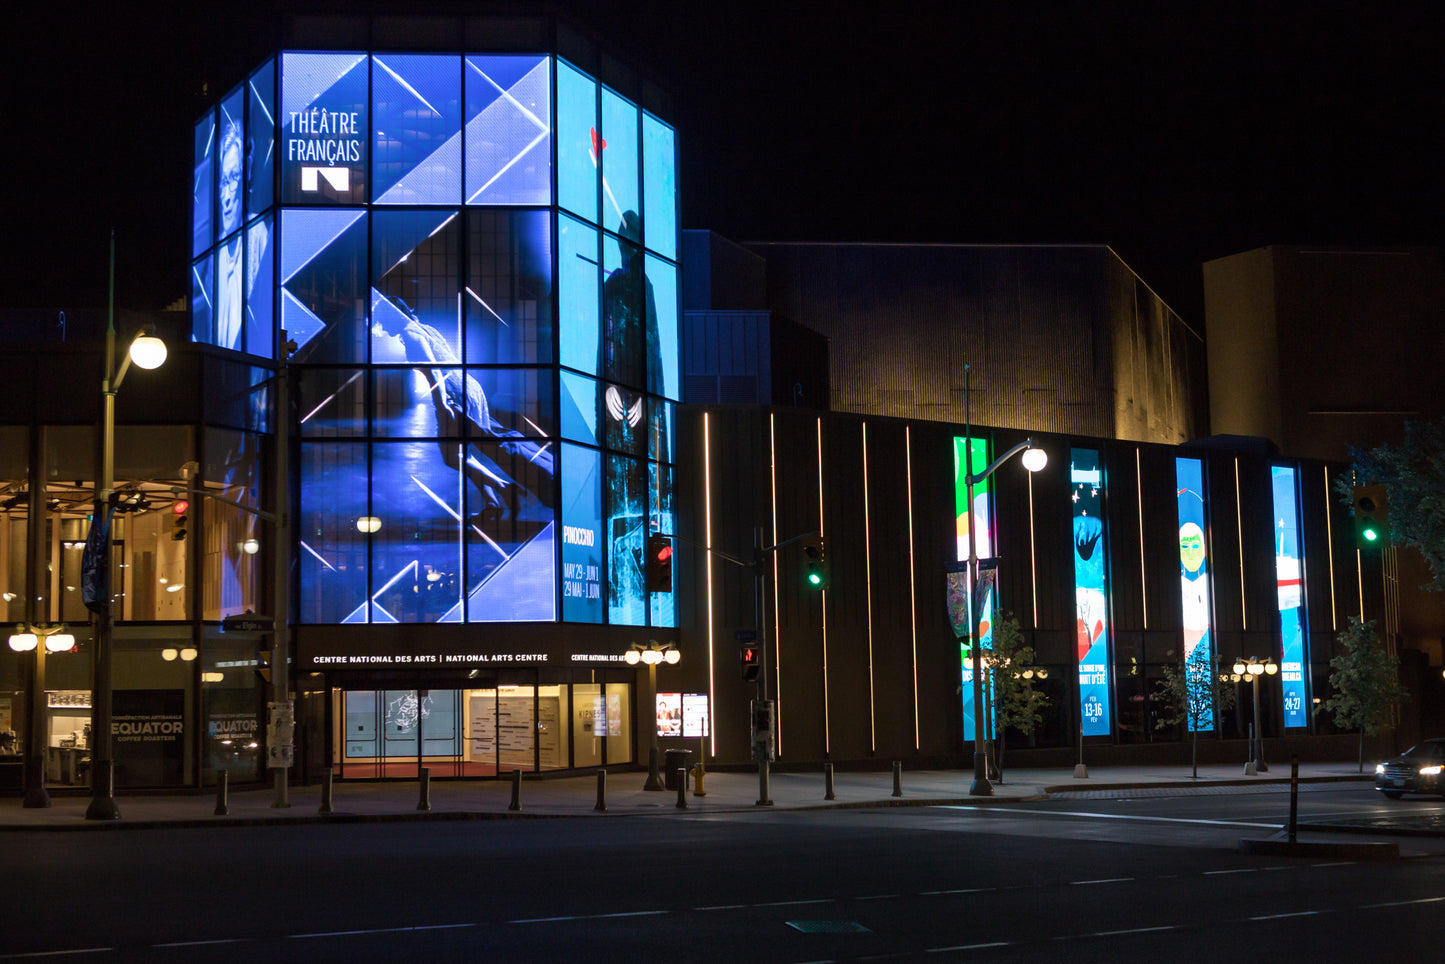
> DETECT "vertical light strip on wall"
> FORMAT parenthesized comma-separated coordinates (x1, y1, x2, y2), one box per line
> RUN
(905, 426, 920, 747)
(1324, 467, 1338, 630)
(817, 417, 830, 755)
(703, 413, 717, 756)
(769, 412, 783, 755)
(1027, 468, 1038, 626)
(1235, 458, 1247, 630)
(862, 422, 877, 751)
(1136, 448, 1148, 629)
(1356, 548, 1365, 622)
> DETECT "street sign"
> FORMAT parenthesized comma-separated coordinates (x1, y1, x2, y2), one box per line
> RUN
(734, 629, 758, 643)
(222, 614, 274, 633)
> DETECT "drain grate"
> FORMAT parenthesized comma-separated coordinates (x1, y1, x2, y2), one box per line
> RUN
(786, 921, 871, 933)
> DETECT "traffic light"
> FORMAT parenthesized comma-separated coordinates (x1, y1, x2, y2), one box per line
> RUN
(646, 534, 673, 592)
(255, 649, 272, 684)
(171, 499, 189, 541)
(740, 643, 761, 681)
(801, 534, 829, 590)
(1352, 485, 1389, 548)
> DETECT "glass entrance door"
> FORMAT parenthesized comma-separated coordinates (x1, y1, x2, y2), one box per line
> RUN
(339, 689, 464, 779)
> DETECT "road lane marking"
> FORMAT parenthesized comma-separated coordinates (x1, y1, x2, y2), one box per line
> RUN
(940, 805, 1279, 828)
(919, 888, 995, 895)
(153, 939, 251, 947)
(511, 910, 668, 923)
(0, 951, 114, 960)
(1361, 896, 1445, 909)
(1094, 926, 1176, 936)
(695, 904, 747, 911)
(1250, 911, 1319, 920)
(758, 899, 833, 907)
(1203, 869, 1258, 875)
(926, 943, 1010, 953)
(1070, 877, 1135, 885)
(855, 894, 902, 900)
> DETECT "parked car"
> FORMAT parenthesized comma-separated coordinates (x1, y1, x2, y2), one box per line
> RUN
(1375, 739, 1445, 798)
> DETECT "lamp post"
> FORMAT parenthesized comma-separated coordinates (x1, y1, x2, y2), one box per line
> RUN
(87, 235, 167, 821)
(626, 641, 679, 790)
(1233, 656, 1278, 775)
(961, 365, 1048, 796)
(9, 625, 76, 808)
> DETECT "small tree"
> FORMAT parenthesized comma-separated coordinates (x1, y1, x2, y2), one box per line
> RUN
(1324, 617, 1409, 771)
(1153, 648, 1236, 778)
(987, 615, 1049, 782)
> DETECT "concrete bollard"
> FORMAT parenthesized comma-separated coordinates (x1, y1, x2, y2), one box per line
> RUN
(676, 770, 688, 809)
(509, 768, 522, 811)
(595, 769, 608, 812)
(824, 762, 836, 801)
(892, 760, 903, 797)
(417, 766, 432, 811)
(319, 767, 334, 814)
(214, 769, 229, 816)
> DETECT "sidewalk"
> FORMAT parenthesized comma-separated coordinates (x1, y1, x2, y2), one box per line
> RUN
(0, 762, 1380, 831)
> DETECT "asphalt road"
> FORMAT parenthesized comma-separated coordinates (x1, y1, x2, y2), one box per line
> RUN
(3, 785, 1442, 962)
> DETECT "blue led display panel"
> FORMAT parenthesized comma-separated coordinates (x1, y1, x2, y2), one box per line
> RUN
(1072, 448, 1112, 736)
(193, 114, 214, 258)
(247, 60, 275, 219)
(561, 442, 603, 623)
(1272, 466, 1309, 727)
(465, 54, 552, 206)
(281, 52, 368, 204)
(642, 113, 676, 261)
(298, 442, 369, 623)
(607, 452, 647, 626)
(465, 210, 553, 365)
(600, 89, 639, 232)
(646, 254, 679, 400)
(369, 209, 461, 366)
(561, 372, 599, 446)
(649, 461, 676, 628)
(245, 217, 274, 357)
(191, 254, 213, 345)
(1176, 457, 1215, 731)
(556, 61, 598, 225)
(952, 436, 995, 743)
(372, 53, 462, 205)
(558, 214, 600, 375)
(281, 208, 368, 364)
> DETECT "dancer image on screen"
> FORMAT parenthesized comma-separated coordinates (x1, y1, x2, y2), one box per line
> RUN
(378, 297, 554, 536)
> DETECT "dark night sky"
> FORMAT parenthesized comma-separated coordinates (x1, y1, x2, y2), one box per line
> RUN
(4, 1, 1442, 328)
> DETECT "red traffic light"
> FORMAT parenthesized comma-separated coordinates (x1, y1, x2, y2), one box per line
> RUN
(173, 499, 189, 514)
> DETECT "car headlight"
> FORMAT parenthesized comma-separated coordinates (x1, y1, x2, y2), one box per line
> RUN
(1376, 763, 1386, 774)
(1420, 765, 1443, 776)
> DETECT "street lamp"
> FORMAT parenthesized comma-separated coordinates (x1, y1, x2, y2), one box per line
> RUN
(8, 624, 76, 808)
(627, 641, 678, 790)
(86, 239, 167, 821)
(960, 367, 1048, 797)
(1233, 656, 1278, 775)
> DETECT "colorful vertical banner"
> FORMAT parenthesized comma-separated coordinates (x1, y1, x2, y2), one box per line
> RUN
(953, 436, 995, 742)
(1071, 448, 1111, 736)
(1176, 457, 1215, 731)
(1272, 466, 1309, 727)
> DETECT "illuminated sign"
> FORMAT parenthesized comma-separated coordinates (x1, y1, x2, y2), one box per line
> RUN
(1072, 449, 1111, 737)
(1176, 457, 1215, 731)
(953, 436, 995, 743)
(1272, 466, 1309, 727)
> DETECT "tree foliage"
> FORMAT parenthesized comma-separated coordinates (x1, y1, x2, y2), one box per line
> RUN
(990, 616, 1049, 739)
(1324, 617, 1408, 737)
(1153, 648, 1236, 778)
(1345, 418, 1445, 591)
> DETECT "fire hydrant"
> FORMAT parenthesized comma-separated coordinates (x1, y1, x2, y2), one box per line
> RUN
(691, 762, 706, 796)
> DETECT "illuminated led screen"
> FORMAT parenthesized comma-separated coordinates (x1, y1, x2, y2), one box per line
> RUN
(195, 53, 678, 627)
(1272, 466, 1309, 727)
(1071, 448, 1111, 737)
(1176, 457, 1215, 732)
(952, 436, 995, 743)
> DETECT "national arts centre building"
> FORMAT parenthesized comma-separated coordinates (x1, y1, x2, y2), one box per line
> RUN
(0, 16, 1388, 797)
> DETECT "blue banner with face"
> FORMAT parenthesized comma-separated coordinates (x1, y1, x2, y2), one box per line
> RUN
(1072, 449, 1111, 737)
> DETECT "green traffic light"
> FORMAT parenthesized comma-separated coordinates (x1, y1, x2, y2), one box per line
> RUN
(1363, 527, 1379, 542)
(808, 571, 822, 585)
